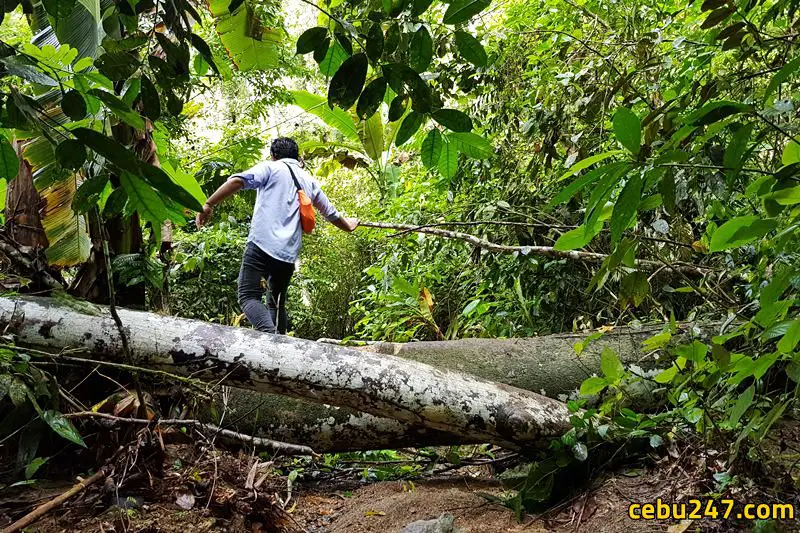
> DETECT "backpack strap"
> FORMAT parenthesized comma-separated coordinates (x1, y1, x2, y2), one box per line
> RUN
(283, 162, 303, 192)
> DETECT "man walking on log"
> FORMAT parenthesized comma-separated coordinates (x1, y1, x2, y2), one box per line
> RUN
(196, 137, 359, 334)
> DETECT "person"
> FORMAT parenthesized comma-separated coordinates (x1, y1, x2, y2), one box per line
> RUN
(195, 137, 359, 334)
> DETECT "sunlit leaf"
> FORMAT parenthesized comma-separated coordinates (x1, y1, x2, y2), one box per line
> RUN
(612, 108, 641, 155)
(580, 376, 607, 396)
(421, 128, 442, 169)
(709, 216, 777, 252)
(290, 90, 359, 142)
(764, 54, 800, 104)
(449, 132, 492, 159)
(438, 135, 458, 179)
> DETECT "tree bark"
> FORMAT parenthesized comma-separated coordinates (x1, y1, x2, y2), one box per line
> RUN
(215, 324, 710, 452)
(0, 296, 573, 451)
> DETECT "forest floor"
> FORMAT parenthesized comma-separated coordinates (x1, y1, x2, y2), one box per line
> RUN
(3, 424, 799, 533)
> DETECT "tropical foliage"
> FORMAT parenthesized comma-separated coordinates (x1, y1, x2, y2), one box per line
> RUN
(2, 0, 800, 519)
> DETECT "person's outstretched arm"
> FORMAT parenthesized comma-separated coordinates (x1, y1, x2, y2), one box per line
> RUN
(330, 216, 359, 232)
(309, 181, 358, 232)
(196, 163, 272, 227)
(195, 177, 244, 227)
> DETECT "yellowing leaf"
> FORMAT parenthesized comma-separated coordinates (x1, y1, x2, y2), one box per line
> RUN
(364, 510, 386, 517)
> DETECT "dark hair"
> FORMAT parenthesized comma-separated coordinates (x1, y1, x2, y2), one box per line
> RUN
(270, 137, 299, 160)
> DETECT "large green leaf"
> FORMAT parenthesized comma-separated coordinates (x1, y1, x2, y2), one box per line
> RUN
(357, 111, 384, 162)
(41, 410, 86, 447)
(610, 174, 642, 243)
(612, 108, 641, 155)
(395, 111, 424, 146)
(709, 216, 778, 252)
(724, 123, 753, 182)
(620, 272, 649, 308)
(328, 53, 368, 110)
(290, 90, 359, 142)
(319, 40, 349, 77)
(409, 26, 433, 72)
(432, 109, 472, 132)
(454, 31, 487, 67)
(449, 132, 492, 159)
(208, 0, 282, 71)
(0, 137, 17, 181)
(438, 136, 458, 179)
(55, 139, 86, 170)
(160, 159, 206, 206)
(381, 63, 432, 114)
(39, 175, 91, 266)
(77, 0, 99, 22)
(553, 220, 603, 251)
(61, 90, 87, 121)
(442, 0, 490, 24)
(764, 54, 800, 104)
(140, 75, 161, 121)
(556, 150, 624, 183)
(72, 128, 202, 210)
(95, 52, 139, 81)
(685, 100, 751, 126)
(366, 23, 384, 61)
(550, 163, 624, 208)
(88, 89, 145, 129)
(296, 27, 328, 54)
(356, 77, 387, 119)
(33, 0, 101, 59)
(421, 128, 443, 169)
(120, 171, 176, 225)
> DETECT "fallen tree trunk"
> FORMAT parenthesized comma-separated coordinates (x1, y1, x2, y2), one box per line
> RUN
(0, 296, 572, 451)
(213, 323, 720, 452)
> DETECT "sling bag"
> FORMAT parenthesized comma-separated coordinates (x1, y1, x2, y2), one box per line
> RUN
(284, 162, 315, 234)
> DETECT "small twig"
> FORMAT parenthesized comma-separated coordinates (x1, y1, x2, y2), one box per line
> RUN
(65, 411, 317, 456)
(2, 467, 108, 533)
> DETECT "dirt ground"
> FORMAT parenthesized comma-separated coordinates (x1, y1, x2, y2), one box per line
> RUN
(5, 461, 780, 533)
(4, 424, 800, 533)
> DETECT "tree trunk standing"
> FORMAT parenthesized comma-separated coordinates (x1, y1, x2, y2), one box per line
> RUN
(0, 296, 573, 451)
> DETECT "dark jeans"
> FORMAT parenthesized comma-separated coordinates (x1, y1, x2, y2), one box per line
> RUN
(238, 242, 294, 334)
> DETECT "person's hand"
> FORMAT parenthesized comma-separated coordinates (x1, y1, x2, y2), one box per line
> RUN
(196, 203, 213, 228)
(344, 217, 359, 232)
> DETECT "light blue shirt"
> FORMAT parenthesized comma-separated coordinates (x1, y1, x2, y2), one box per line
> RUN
(230, 158, 340, 264)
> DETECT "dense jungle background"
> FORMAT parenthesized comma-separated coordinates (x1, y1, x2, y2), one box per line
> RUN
(2, 0, 800, 530)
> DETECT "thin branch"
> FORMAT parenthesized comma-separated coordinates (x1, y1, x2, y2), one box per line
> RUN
(385, 220, 695, 248)
(99, 213, 147, 418)
(358, 221, 716, 276)
(11, 345, 212, 397)
(3, 468, 108, 533)
(660, 162, 772, 175)
(65, 411, 317, 456)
